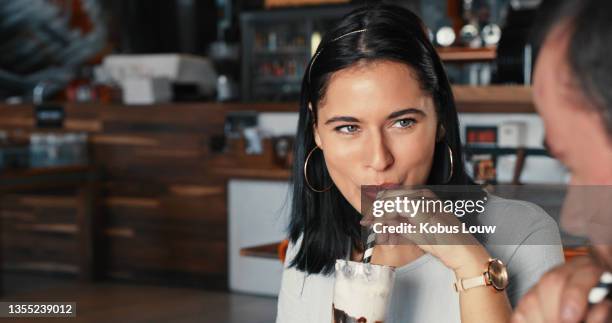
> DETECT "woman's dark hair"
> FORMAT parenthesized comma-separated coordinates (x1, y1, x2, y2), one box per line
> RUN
(532, 0, 612, 138)
(288, 3, 473, 275)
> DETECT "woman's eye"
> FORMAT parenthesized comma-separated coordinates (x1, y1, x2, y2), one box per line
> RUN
(335, 125, 359, 134)
(392, 118, 416, 129)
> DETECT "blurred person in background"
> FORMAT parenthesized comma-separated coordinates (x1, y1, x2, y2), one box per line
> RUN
(512, 0, 612, 322)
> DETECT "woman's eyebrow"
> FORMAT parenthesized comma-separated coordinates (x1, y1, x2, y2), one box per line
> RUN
(387, 108, 426, 119)
(323, 108, 425, 125)
(324, 116, 360, 125)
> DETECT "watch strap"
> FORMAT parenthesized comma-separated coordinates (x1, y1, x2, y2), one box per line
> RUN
(454, 273, 487, 292)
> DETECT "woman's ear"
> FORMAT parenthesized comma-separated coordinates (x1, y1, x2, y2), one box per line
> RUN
(313, 121, 322, 148)
(436, 124, 447, 142)
(309, 102, 323, 147)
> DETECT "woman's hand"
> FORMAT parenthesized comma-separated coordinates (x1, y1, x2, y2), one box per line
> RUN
(361, 188, 512, 323)
(360, 188, 491, 276)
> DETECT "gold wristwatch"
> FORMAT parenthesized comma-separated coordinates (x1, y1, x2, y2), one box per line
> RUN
(454, 258, 509, 292)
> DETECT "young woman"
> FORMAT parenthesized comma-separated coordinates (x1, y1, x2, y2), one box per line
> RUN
(276, 4, 564, 322)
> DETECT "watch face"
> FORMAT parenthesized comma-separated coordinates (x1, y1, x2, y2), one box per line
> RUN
(488, 259, 509, 291)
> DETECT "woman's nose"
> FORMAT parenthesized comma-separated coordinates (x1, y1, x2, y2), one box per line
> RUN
(365, 132, 394, 171)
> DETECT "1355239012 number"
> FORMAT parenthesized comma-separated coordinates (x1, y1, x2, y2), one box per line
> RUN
(1, 302, 76, 318)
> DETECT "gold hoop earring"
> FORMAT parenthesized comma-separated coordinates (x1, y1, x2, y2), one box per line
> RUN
(304, 146, 333, 192)
(445, 144, 454, 183)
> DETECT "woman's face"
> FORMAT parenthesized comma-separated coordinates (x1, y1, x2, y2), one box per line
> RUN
(313, 59, 438, 212)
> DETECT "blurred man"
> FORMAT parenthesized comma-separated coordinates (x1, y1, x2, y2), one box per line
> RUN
(511, 0, 612, 322)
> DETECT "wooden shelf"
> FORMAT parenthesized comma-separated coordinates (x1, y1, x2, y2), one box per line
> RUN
(464, 146, 549, 157)
(0, 86, 534, 115)
(3, 262, 79, 274)
(239, 85, 534, 113)
(437, 46, 497, 62)
(13, 223, 78, 235)
(240, 242, 281, 260)
(453, 85, 534, 113)
(212, 167, 291, 180)
(265, 0, 349, 8)
(238, 85, 534, 113)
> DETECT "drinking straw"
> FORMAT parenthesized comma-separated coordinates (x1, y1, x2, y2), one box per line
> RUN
(362, 226, 376, 263)
(589, 271, 612, 305)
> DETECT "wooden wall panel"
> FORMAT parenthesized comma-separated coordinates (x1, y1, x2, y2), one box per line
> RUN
(0, 102, 276, 288)
(3, 233, 78, 266)
(1, 193, 79, 273)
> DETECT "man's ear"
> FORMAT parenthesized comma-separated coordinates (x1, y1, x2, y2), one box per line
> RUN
(437, 124, 446, 142)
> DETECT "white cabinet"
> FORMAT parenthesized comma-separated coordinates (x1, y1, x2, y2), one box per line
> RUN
(228, 179, 291, 296)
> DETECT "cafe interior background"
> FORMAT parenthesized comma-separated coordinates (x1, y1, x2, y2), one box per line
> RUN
(0, 0, 583, 321)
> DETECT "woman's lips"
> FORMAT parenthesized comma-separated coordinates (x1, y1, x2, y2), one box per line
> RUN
(362, 183, 401, 199)
(379, 183, 401, 189)
(364, 190, 378, 200)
